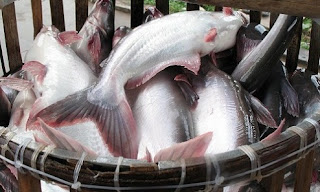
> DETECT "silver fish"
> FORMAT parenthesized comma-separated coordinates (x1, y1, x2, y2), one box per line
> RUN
(143, 6, 164, 23)
(23, 26, 96, 120)
(72, 0, 114, 75)
(127, 70, 200, 161)
(190, 57, 276, 154)
(31, 9, 246, 158)
(112, 26, 131, 48)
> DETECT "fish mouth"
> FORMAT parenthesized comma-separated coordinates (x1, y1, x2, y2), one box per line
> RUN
(235, 11, 249, 26)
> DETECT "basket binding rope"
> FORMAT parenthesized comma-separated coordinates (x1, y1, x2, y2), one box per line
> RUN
(0, 117, 318, 190)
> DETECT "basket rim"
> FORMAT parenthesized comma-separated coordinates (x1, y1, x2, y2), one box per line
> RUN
(0, 113, 318, 190)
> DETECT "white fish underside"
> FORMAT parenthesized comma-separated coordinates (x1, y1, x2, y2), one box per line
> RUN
(127, 71, 193, 160)
(192, 70, 255, 155)
(90, 11, 244, 103)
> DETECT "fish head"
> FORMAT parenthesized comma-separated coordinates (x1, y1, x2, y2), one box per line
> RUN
(234, 11, 249, 26)
(143, 6, 164, 23)
(112, 26, 132, 47)
(90, 0, 114, 35)
(201, 10, 246, 54)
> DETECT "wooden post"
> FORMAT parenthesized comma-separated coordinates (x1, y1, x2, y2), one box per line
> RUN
(286, 17, 303, 75)
(18, 171, 41, 192)
(75, 0, 88, 32)
(2, 3, 22, 72)
(49, 0, 65, 31)
(187, 3, 199, 11)
(31, 0, 42, 38)
(250, 11, 261, 24)
(156, 0, 169, 15)
(269, 13, 279, 28)
(294, 150, 315, 192)
(307, 21, 320, 73)
(260, 169, 285, 192)
(131, 0, 144, 28)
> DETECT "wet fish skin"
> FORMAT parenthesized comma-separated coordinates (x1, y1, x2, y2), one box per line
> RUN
(32, 9, 245, 158)
(72, 0, 115, 75)
(127, 70, 194, 161)
(232, 14, 298, 92)
(112, 26, 131, 48)
(191, 60, 259, 154)
(143, 6, 164, 23)
(24, 26, 96, 120)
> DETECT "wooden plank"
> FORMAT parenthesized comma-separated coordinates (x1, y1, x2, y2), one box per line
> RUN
(294, 150, 315, 192)
(2, 3, 22, 72)
(307, 21, 320, 73)
(250, 11, 261, 23)
(179, 0, 320, 18)
(31, 0, 42, 38)
(286, 17, 302, 75)
(214, 6, 222, 11)
(0, 40, 6, 75)
(156, 0, 169, 15)
(261, 169, 285, 192)
(131, 0, 144, 28)
(49, 0, 65, 31)
(269, 13, 279, 28)
(75, 0, 88, 32)
(187, 3, 199, 11)
(18, 171, 41, 192)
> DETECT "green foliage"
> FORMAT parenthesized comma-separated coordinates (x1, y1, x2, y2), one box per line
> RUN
(144, 0, 214, 13)
(301, 18, 312, 50)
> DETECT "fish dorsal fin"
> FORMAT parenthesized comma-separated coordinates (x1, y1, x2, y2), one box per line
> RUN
(58, 31, 82, 45)
(174, 74, 199, 106)
(0, 77, 33, 91)
(247, 93, 277, 128)
(280, 78, 299, 117)
(22, 61, 47, 84)
(154, 132, 212, 162)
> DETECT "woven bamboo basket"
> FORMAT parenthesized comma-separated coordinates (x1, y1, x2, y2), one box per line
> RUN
(0, 0, 320, 191)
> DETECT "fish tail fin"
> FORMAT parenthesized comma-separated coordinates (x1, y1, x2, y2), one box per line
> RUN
(154, 132, 212, 162)
(280, 79, 299, 117)
(27, 87, 138, 158)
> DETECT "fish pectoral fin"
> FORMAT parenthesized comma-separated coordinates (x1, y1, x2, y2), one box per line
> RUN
(27, 87, 138, 159)
(0, 77, 33, 91)
(174, 74, 199, 106)
(88, 31, 102, 66)
(280, 79, 299, 117)
(22, 61, 47, 84)
(126, 54, 201, 89)
(248, 94, 277, 128)
(204, 28, 217, 42)
(38, 118, 97, 156)
(262, 119, 285, 141)
(58, 31, 82, 45)
(153, 132, 212, 163)
(223, 7, 233, 16)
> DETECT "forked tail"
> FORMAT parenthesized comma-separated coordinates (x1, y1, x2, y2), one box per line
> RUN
(27, 87, 138, 159)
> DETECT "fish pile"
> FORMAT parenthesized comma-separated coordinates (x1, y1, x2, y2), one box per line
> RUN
(0, 0, 315, 183)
